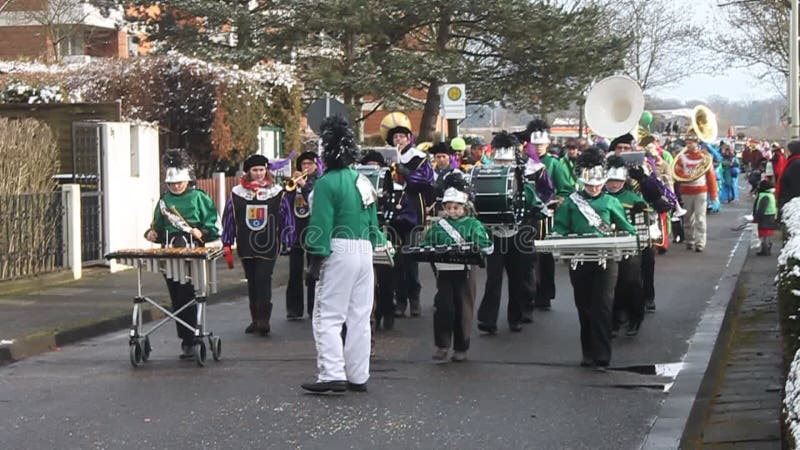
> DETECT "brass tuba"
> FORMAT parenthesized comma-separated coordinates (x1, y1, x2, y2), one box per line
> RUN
(668, 105, 717, 183)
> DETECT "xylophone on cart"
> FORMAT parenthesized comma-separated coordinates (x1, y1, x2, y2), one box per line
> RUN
(105, 247, 224, 368)
(534, 233, 639, 268)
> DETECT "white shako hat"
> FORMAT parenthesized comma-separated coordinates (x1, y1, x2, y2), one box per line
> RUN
(442, 187, 468, 204)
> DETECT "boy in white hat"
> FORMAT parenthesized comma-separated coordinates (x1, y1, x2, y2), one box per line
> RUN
(420, 178, 493, 362)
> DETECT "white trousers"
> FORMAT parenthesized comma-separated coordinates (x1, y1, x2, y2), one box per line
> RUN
(312, 238, 374, 384)
(683, 193, 707, 249)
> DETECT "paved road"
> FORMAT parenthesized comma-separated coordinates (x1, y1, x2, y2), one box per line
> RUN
(0, 202, 751, 449)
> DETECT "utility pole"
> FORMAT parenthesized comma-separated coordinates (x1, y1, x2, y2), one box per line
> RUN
(790, 0, 799, 139)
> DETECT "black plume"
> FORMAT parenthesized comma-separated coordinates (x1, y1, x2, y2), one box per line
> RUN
(575, 146, 605, 170)
(320, 116, 358, 169)
(606, 155, 626, 169)
(491, 130, 518, 149)
(430, 141, 451, 155)
(162, 149, 192, 169)
(442, 171, 468, 192)
(525, 118, 550, 134)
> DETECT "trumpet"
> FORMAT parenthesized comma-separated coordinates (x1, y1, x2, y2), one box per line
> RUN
(284, 169, 310, 191)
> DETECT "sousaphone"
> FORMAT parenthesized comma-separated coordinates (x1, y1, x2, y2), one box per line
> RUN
(584, 75, 645, 139)
(669, 105, 717, 183)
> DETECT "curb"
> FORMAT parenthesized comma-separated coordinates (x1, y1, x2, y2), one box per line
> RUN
(641, 231, 751, 449)
(0, 272, 288, 365)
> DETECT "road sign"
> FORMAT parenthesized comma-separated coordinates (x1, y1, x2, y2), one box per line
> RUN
(306, 96, 348, 134)
(439, 84, 466, 119)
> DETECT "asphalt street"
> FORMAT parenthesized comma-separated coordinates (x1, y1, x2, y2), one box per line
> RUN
(0, 201, 751, 450)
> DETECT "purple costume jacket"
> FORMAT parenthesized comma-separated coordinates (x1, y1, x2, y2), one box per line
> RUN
(391, 145, 434, 228)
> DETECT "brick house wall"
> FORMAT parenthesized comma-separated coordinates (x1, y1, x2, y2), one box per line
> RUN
(0, 25, 51, 60)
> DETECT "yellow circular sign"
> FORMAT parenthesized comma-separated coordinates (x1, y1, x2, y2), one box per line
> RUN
(447, 86, 462, 101)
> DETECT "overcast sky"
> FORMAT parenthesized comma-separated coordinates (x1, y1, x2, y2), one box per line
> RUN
(646, 0, 785, 103)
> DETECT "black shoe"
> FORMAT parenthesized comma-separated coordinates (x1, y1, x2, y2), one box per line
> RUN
(580, 357, 594, 367)
(695, 247, 704, 253)
(347, 382, 368, 392)
(611, 327, 619, 339)
(287, 314, 303, 321)
(477, 322, 497, 334)
(382, 315, 394, 331)
(394, 305, 407, 317)
(301, 380, 347, 393)
(521, 309, 534, 323)
(594, 363, 609, 372)
(534, 299, 552, 311)
(509, 322, 523, 332)
(244, 322, 257, 334)
(645, 300, 656, 313)
(409, 300, 421, 317)
(625, 320, 642, 337)
(179, 343, 195, 360)
(657, 247, 667, 255)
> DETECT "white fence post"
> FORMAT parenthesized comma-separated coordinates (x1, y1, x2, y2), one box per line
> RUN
(61, 184, 82, 280)
(214, 171, 226, 218)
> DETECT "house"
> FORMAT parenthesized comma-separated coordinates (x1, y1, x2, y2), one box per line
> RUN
(0, 0, 138, 61)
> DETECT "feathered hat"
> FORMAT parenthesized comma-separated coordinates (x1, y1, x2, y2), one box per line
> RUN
(319, 116, 359, 170)
(491, 131, 519, 162)
(430, 142, 453, 155)
(163, 149, 193, 183)
(526, 118, 551, 145)
(575, 147, 607, 186)
(605, 155, 628, 181)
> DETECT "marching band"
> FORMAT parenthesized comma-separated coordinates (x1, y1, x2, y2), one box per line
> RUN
(144, 75, 728, 384)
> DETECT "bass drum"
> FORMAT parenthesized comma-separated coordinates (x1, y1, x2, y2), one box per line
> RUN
(468, 165, 518, 224)
(356, 166, 391, 197)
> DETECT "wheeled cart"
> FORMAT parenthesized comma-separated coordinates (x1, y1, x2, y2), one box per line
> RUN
(105, 248, 223, 367)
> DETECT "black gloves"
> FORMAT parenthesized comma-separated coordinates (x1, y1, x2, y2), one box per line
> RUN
(631, 201, 648, 214)
(629, 166, 646, 181)
(305, 255, 324, 285)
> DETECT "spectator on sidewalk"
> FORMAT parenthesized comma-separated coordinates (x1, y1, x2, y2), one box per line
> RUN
(144, 150, 219, 359)
(777, 140, 800, 212)
(753, 179, 778, 256)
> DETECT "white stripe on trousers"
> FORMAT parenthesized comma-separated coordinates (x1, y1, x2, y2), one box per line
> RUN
(312, 238, 374, 384)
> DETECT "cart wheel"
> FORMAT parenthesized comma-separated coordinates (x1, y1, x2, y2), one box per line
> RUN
(210, 336, 222, 361)
(129, 342, 143, 367)
(195, 340, 207, 367)
(141, 337, 151, 362)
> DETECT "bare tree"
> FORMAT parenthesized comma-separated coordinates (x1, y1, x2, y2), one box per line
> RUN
(712, 0, 788, 96)
(608, 0, 705, 92)
(23, 0, 93, 61)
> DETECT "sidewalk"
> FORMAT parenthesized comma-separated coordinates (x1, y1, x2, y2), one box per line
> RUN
(688, 248, 784, 448)
(0, 260, 290, 363)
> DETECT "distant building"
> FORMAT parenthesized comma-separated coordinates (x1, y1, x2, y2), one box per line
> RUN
(0, 1, 139, 61)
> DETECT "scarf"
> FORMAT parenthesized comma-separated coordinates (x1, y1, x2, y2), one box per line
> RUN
(240, 176, 270, 192)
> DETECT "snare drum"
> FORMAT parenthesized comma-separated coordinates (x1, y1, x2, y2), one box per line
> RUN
(356, 166, 390, 197)
(468, 165, 518, 223)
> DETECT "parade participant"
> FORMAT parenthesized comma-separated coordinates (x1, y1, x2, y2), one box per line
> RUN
(671, 132, 719, 252)
(301, 116, 386, 393)
(381, 112, 434, 318)
(562, 138, 581, 191)
(145, 150, 220, 358)
(359, 150, 396, 331)
(450, 137, 467, 169)
(777, 141, 800, 211)
(476, 131, 543, 333)
(421, 177, 493, 362)
(221, 154, 288, 335)
(283, 151, 322, 320)
(552, 148, 636, 369)
(611, 133, 675, 312)
(719, 144, 740, 204)
(432, 141, 463, 200)
(528, 120, 572, 311)
(753, 179, 778, 256)
(605, 156, 647, 336)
